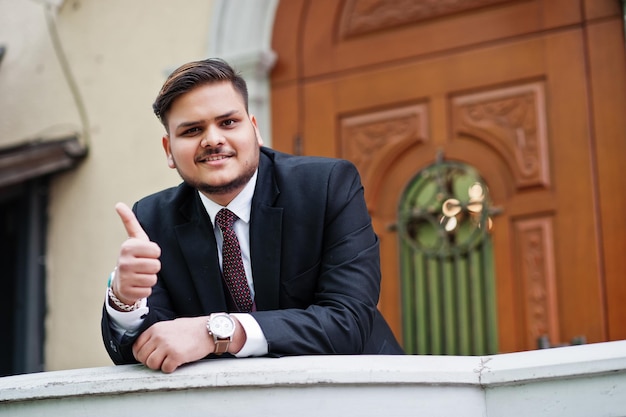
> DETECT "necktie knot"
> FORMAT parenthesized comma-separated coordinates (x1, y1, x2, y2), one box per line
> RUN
(216, 208, 237, 230)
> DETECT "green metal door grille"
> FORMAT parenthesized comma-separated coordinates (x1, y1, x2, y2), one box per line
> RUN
(398, 157, 498, 356)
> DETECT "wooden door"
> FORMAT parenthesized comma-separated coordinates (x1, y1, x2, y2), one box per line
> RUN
(270, 0, 626, 353)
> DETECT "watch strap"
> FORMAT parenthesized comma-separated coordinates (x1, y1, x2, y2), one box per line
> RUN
(214, 339, 230, 355)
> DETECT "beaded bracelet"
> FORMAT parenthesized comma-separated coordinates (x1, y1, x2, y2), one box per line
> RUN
(108, 286, 140, 312)
(107, 267, 140, 312)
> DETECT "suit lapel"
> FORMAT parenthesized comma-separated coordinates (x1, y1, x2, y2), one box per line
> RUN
(174, 192, 228, 313)
(250, 151, 282, 310)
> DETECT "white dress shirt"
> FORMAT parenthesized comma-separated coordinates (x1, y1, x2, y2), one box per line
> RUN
(106, 170, 268, 357)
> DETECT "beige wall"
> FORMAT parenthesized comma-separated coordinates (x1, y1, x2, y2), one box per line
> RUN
(41, 0, 214, 370)
(1, 0, 278, 372)
(0, 0, 80, 147)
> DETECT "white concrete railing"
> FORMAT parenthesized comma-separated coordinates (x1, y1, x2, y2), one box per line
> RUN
(1, 340, 625, 417)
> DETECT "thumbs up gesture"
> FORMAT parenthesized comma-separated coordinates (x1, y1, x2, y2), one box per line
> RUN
(111, 202, 161, 308)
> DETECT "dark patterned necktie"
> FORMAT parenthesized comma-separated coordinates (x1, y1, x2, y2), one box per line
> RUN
(215, 208, 253, 312)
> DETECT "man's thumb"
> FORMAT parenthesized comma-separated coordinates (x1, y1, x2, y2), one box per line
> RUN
(115, 202, 150, 241)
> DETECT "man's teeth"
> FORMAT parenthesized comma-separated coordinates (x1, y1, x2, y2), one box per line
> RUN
(206, 155, 227, 161)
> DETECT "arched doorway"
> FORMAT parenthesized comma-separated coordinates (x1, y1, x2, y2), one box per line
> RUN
(270, 0, 626, 353)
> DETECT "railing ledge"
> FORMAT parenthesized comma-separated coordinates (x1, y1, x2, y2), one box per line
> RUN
(1, 340, 625, 417)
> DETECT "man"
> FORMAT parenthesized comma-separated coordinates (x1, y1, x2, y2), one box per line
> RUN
(102, 58, 403, 373)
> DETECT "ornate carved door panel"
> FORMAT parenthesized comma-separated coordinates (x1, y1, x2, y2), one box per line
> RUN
(270, 0, 626, 352)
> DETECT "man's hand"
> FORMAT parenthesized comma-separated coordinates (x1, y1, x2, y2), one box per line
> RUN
(132, 316, 247, 373)
(112, 202, 161, 307)
(133, 317, 213, 373)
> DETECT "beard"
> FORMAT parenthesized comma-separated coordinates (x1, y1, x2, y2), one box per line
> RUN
(191, 162, 257, 196)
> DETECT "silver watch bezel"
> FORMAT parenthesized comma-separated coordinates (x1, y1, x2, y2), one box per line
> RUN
(207, 313, 236, 339)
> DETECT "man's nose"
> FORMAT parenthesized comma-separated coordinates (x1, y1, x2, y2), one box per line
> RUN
(201, 127, 225, 147)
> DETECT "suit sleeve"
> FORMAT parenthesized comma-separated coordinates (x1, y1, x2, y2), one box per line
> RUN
(252, 160, 382, 355)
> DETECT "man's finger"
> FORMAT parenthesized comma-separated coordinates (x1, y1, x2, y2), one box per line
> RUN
(115, 202, 150, 241)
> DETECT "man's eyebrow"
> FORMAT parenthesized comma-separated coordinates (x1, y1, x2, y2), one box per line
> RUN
(215, 110, 240, 120)
(175, 120, 203, 130)
(174, 110, 241, 131)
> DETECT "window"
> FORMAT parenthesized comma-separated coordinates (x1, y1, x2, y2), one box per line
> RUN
(0, 180, 47, 376)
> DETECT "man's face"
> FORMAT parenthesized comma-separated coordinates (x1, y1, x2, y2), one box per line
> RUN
(162, 81, 263, 206)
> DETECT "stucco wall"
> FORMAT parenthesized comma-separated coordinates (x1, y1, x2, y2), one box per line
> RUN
(1, 0, 278, 372)
(42, 0, 214, 370)
(0, 0, 80, 147)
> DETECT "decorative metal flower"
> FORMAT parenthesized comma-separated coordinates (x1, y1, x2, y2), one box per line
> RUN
(398, 154, 500, 256)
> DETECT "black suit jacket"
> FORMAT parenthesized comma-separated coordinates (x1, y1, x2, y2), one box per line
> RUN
(102, 147, 403, 364)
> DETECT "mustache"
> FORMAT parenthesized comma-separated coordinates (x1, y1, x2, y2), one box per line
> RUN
(195, 147, 234, 161)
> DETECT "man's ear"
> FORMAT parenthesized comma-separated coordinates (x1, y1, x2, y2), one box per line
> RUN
(162, 135, 176, 168)
(250, 115, 264, 147)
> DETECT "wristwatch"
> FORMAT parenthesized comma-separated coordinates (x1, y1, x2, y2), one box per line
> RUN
(206, 313, 236, 355)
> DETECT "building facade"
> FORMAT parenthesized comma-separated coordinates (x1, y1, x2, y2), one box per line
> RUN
(1, 0, 625, 375)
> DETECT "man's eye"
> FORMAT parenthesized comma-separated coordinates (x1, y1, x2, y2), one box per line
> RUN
(222, 119, 236, 127)
(183, 127, 201, 135)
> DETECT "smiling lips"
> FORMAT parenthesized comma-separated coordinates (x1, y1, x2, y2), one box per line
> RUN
(197, 151, 233, 163)
(205, 155, 228, 162)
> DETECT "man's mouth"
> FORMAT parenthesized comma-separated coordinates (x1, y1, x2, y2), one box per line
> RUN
(205, 155, 228, 161)
(197, 153, 231, 163)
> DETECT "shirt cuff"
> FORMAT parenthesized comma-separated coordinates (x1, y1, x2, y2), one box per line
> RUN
(104, 286, 148, 338)
(231, 313, 268, 357)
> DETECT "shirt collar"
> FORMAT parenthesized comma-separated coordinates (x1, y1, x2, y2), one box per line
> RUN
(198, 170, 258, 226)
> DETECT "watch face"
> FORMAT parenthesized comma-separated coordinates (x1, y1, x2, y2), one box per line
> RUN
(210, 314, 235, 338)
